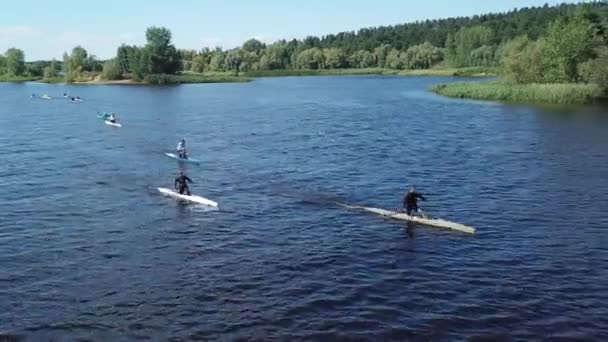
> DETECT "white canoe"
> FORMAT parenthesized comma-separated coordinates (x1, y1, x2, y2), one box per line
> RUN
(164, 153, 201, 165)
(158, 187, 218, 207)
(105, 121, 122, 128)
(339, 204, 475, 234)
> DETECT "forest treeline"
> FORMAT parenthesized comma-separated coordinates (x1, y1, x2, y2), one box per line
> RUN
(1, 1, 607, 88)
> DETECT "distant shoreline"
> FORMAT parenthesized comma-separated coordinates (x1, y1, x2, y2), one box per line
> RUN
(0, 67, 497, 85)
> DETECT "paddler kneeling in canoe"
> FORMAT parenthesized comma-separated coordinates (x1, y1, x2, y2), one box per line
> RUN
(174, 171, 193, 195)
(403, 186, 426, 217)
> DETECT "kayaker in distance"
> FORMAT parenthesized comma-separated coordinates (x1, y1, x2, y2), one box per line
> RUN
(403, 186, 426, 216)
(109, 113, 117, 123)
(177, 139, 187, 159)
(174, 171, 193, 195)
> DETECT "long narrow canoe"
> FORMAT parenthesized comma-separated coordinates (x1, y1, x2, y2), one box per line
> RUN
(164, 153, 201, 165)
(158, 187, 218, 207)
(105, 121, 122, 128)
(339, 203, 475, 234)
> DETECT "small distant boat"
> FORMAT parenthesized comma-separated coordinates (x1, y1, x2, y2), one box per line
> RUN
(40, 94, 52, 100)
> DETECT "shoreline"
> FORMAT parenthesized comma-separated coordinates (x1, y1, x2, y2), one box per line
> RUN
(1, 67, 497, 85)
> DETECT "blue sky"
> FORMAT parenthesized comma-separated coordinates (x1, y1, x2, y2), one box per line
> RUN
(0, 0, 582, 60)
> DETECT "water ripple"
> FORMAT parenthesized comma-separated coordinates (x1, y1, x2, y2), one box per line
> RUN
(0, 78, 607, 340)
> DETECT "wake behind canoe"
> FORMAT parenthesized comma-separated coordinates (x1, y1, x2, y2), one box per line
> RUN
(339, 203, 475, 234)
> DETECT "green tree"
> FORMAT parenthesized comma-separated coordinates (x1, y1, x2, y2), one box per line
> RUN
(43, 66, 57, 79)
(324, 48, 347, 68)
(208, 51, 225, 71)
(128, 47, 144, 79)
(64, 46, 88, 81)
(402, 42, 443, 69)
(374, 44, 391, 68)
(84, 55, 102, 72)
(239, 51, 260, 72)
(386, 48, 403, 69)
(349, 50, 375, 68)
(143, 26, 181, 74)
(224, 49, 243, 71)
(116, 44, 132, 74)
(25, 61, 46, 77)
(260, 42, 290, 70)
(242, 38, 265, 53)
(540, 14, 593, 83)
(191, 55, 206, 73)
(502, 35, 543, 83)
(446, 26, 494, 67)
(469, 45, 496, 67)
(5, 48, 25, 76)
(297, 48, 325, 69)
(101, 59, 122, 80)
(579, 46, 608, 90)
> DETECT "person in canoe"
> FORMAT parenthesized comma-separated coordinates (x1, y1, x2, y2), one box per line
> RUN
(403, 186, 426, 216)
(176, 139, 187, 159)
(108, 113, 117, 123)
(174, 171, 193, 195)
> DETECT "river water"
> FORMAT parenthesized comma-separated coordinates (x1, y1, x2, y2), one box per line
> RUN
(1, 76, 607, 340)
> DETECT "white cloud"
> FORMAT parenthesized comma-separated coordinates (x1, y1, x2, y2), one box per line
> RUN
(0, 25, 41, 38)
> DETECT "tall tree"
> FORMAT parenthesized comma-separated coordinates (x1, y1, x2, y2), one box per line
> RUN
(242, 38, 265, 53)
(446, 26, 494, 67)
(502, 35, 543, 83)
(324, 48, 347, 69)
(143, 26, 181, 74)
(541, 14, 593, 82)
(64, 46, 88, 80)
(374, 44, 392, 68)
(116, 44, 132, 74)
(349, 50, 375, 68)
(5, 48, 25, 76)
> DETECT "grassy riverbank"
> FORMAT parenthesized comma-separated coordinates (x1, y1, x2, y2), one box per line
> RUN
(431, 81, 603, 104)
(0, 75, 40, 82)
(241, 66, 497, 78)
(145, 73, 252, 84)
